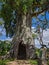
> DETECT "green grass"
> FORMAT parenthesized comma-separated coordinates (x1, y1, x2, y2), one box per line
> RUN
(29, 60, 38, 65)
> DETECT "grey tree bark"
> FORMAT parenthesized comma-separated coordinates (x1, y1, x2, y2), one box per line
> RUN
(41, 47, 47, 65)
(10, 14, 35, 59)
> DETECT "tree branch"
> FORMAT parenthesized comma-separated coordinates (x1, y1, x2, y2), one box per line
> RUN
(31, 7, 49, 17)
(32, 1, 49, 7)
(31, 2, 49, 17)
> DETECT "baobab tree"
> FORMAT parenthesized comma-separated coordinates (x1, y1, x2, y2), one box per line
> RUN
(0, 0, 49, 61)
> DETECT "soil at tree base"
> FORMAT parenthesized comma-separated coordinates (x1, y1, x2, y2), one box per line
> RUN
(7, 60, 35, 65)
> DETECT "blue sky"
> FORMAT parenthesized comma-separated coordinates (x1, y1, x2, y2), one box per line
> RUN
(0, 18, 11, 41)
(32, 11, 49, 28)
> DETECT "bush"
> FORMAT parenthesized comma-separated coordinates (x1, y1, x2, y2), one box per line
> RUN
(0, 41, 11, 56)
(0, 59, 10, 65)
(0, 60, 6, 65)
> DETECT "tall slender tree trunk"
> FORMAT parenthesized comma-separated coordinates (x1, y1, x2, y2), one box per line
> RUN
(10, 14, 35, 59)
(41, 47, 47, 65)
(38, 28, 47, 65)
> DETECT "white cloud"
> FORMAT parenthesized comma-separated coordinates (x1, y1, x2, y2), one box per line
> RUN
(35, 39, 41, 48)
(32, 27, 49, 48)
(43, 29, 49, 42)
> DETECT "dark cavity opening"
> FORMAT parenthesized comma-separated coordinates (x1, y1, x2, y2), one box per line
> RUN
(17, 41, 26, 59)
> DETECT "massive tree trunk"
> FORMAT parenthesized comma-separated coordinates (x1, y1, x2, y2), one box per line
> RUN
(10, 14, 35, 59)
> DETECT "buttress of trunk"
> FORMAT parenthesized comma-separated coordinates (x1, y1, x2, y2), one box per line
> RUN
(10, 14, 35, 59)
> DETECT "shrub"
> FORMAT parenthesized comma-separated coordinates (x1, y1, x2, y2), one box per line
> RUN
(0, 41, 11, 56)
(0, 59, 10, 65)
(0, 60, 6, 65)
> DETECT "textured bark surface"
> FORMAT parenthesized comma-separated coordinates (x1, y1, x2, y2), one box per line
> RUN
(41, 47, 47, 65)
(10, 14, 35, 59)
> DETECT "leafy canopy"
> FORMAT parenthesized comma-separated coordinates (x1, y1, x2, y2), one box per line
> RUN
(0, 0, 49, 37)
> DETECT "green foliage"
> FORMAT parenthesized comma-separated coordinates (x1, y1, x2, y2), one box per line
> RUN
(0, 59, 10, 65)
(35, 48, 40, 57)
(47, 48, 49, 52)
(47, 60, 49, 65)
(0, 41, 11, 55)
(29, 60, 38, 65)
(0, 60, 6, 65)
(0, 0, 49, 37)
(0, 21, 4, 25)
(32, 33, 37, 39)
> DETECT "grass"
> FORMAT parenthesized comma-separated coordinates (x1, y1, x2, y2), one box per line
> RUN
(29, 60, 38, 65)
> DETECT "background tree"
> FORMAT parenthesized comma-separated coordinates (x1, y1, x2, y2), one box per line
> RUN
(32, 12, 49, 65)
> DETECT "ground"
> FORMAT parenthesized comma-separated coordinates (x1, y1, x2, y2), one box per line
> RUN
(7, 60, 35, 65)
